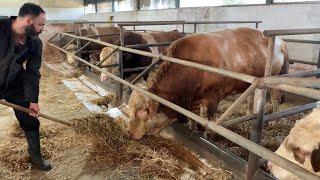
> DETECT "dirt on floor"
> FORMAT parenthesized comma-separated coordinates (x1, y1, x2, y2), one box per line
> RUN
(0, 61, 233, 180)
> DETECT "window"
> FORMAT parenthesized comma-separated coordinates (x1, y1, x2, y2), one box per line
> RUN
(84, 4, 96, 14)
(180, 0, 266, 7)
(114, 0, 137, 11)
(97, 1, 113, 13)
(139, 0, 176, 10)
(274, 0, 319, 2)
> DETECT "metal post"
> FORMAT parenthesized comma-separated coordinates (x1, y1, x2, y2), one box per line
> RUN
(118, 26, 125, 104)
(255, 23, 259, 29)
(317, 49, 320, 78)
(133, 25, 136, 32)
(182, 24, 185, 34)
(246, 88, 266, 180)
(194, 24, 197, 33)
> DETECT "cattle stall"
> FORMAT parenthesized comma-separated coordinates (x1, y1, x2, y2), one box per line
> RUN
(46, 26, 320, 180)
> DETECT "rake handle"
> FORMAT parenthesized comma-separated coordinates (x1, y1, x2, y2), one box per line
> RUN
(0, 99, 71, 127)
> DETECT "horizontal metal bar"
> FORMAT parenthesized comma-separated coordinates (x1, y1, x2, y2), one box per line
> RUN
(74, 20, 186, 24)
(118, 21, 262, 27)
(264, 76, 320, 88)
(265, 83, 320, 100)
(80, 50, 101, 54)
(264, 28, 320, 36)
(284, 38, 320, 44)
(223, 114, 257, 127)
(47, 41, 320, 180)
(125, 42, 172, 49)
(278, 69, 320, 77)
(85, 33, 120, 38)
(100, 63, 119, 68)
(264, 102, 318, 124)
(289, 59, 317, 66)
(123, 66, 148, 73)
(60, 32, 257, 84)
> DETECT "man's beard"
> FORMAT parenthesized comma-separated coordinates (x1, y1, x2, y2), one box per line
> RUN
(25, 24, 40, 39)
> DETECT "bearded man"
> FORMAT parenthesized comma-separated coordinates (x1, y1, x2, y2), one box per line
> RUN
(0, 3, 51, 171)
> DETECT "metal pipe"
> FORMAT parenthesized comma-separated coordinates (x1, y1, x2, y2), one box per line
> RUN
(118, 21, 262, 26)
(74, 41, 92, 55)
(264, 28, 320, 37)
(74, 20, 186, 24)
(289, 59, 318, 66)
(216, 80, 259, 125)
(194, 24, 197, 33)
(47, 41, 319, 180)
(265, 83, 320, 100)
(264, 102, 318, 124)
(118, 26, 125, 103)
(0, 100, 71, 127)
(123, 66, 148, 73)
(223, 114, 257, 127)
(96, 47, 119, 67)
(62, 37, 77, 50)
(264, 77, 320, 89)
(317, 50, 320, 78)
(283, 38, 320, 44)
(256, 23, 259, 29)
(265, 37, 275, 77)
(131, 58, 160, 85)
(60, 32, 258, 84)
(247, 88, 267, 180)
(100, 63, 119, 68)
(85, 33, 120, 38)
(278, 69, 320, 77)
(125, 42, 172, 49)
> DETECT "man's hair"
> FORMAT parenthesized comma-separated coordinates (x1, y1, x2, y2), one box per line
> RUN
(18, 3, 45, 17)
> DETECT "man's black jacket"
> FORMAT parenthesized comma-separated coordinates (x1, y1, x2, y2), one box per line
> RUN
(0, 16, 42, 103)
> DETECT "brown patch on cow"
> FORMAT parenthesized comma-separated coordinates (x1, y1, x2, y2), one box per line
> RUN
(148, 30, 185, 53)
(311, 148, 320, 172)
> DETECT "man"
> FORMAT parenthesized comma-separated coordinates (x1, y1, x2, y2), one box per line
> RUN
(0, 3, 51, 171)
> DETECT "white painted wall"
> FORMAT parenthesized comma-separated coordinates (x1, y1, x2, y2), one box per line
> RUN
(81, 3, 320, 64)
(0, 0, 84, 20)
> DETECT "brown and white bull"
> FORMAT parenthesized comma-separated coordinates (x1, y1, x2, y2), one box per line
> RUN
(268, 107, 320, 180)
(128, 27, 289, 139)
(99, 30, 184, 81)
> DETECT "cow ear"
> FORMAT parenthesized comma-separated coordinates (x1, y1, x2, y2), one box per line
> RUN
(311, 148, 320, 172)
(292, 147, 309, 164)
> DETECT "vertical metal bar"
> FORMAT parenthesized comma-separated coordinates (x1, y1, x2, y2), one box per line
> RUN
(317, 49, 320, 78)
(246, 88, 266, 180)
(118, 26, 125, 105)
(133, 25, 136, 32)
(194, 24, 197, 33)
(175, 0, 180, 8)
(246, 36, 275, 180)
(182, 24, 185, 34)
(256, 23, 259, 29)
(95, 1, 98, 13)
(112, 0, 115, 12)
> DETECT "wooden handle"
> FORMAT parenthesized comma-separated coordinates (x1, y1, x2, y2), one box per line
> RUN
(0, 99, 71, 127)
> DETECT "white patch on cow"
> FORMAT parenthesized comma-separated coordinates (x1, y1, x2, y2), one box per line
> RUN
(106, 108, 123, 118)
(271, 36, 285, 75)
(140, 33, 159, 55)
(91, 27, 101, 41)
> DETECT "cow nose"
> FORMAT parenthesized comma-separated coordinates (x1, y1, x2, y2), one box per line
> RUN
(100, 76, 108, 82)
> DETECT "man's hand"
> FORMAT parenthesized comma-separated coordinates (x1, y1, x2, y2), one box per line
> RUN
(29, 103, 40, 118)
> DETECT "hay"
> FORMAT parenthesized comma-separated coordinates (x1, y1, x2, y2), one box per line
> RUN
(0, 121, 84, 179)
(90, 93, 116, 107)
(71, 114, 233, 179)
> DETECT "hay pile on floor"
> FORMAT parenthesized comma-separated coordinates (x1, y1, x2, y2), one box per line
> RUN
(0, 121, 84, 178)
(71, 114, 233, 179)
(91, 93, 116, 107)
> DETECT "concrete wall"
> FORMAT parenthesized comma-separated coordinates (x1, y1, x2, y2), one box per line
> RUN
(81, 3, 320, 65)
(0, 0, 84, 20)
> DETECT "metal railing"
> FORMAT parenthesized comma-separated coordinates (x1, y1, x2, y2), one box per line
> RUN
(46, 27, 320, 179)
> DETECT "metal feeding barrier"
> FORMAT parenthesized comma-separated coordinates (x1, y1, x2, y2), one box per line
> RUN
(46, 25, 320, 180)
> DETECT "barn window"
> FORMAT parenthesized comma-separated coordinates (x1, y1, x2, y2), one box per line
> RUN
(97, 1, 113, 13)
(139, 0, 176, 10)
(114, 0, 137, 12)
(84, 3, 96, 14)
(273, 0, 320, 2)
(180, 0, 266, 7)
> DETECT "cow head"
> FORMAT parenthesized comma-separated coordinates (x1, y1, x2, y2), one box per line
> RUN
(66, 44, 78, 67)
(99, 47, 118, 81)
(268, 108, 320, 179)
(128, 90, 175, 139)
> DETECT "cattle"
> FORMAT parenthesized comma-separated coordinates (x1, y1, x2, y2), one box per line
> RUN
(268, 108, 320, 180)
(127, 27, 289, 140)
(67, 26, 122, 66)
(99, 30, 185, 81)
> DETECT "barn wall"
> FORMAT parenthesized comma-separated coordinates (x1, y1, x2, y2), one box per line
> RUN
(0, 0, 84, 20)
(80, 3, 320, 65)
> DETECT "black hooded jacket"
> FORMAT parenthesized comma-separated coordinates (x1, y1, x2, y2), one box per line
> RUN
(0, 16, 42, 103)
